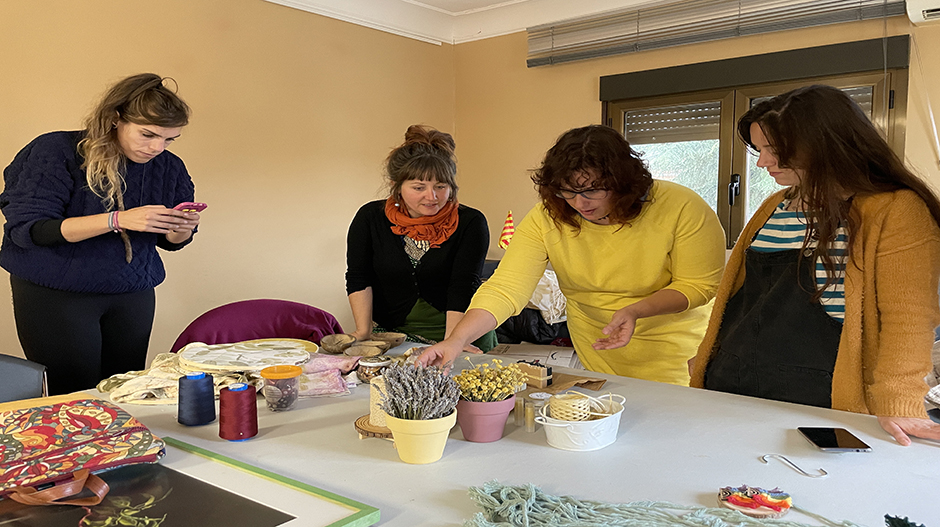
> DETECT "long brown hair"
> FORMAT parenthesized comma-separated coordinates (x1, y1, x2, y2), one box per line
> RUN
(531, 125, 653, 231)
(78, 73, 190, 211)
(386, 125, 458, 201)
(739, 84, 940, 298)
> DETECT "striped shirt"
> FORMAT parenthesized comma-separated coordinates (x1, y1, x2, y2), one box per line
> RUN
(750, 201, 847, 322)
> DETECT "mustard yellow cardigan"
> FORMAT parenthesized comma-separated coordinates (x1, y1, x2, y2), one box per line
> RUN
(690, 189, 940, 418)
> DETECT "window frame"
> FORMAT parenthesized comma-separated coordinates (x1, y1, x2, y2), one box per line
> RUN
(605, 69, 908, 247)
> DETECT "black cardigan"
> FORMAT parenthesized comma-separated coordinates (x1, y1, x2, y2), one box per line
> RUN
(345, 200, 489, 330)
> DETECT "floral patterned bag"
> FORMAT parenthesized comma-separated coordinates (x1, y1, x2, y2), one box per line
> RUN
(0, 398, 165, 506)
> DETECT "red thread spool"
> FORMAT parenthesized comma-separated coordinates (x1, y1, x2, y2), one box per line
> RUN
(219, 383, 258, 441)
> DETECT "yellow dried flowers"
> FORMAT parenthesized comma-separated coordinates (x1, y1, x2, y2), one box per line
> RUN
(454, 358, 527, 402)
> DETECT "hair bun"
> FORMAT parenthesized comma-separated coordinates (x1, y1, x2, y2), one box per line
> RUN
(404, 124, 455, 156)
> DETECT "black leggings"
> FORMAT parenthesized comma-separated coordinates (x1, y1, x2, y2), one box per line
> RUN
(10, 275, 156, 395)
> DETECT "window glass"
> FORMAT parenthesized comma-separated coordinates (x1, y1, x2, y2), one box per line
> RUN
(626, 101, 722, 211)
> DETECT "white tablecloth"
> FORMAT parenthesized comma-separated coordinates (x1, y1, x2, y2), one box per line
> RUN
(114, 352, 940, 526)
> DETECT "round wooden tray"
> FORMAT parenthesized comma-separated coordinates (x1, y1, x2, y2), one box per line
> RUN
(355, 414, 392, 439)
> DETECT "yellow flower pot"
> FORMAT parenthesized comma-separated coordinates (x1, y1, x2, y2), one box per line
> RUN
(384, 411, 457, 464)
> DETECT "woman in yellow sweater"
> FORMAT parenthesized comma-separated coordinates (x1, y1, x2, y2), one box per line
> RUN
(419, 125, 726, 385)
(689, 85, 940, 445)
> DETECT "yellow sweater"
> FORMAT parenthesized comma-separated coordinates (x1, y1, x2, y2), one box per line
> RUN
(472, 180, 726, 385)
(690, 189, 940, 418)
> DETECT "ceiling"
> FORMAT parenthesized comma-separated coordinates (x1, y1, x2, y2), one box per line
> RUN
(264, 0, 659, 44)
(403, 0, 535, 16)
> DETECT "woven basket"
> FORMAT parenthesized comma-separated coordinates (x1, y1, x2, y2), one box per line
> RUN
(548, 392, 593, 422)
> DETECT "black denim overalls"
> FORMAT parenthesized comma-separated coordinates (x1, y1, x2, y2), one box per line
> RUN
(704, 247, 843, 408)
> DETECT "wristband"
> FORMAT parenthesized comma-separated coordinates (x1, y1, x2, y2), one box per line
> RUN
(109, 211, 122, 233)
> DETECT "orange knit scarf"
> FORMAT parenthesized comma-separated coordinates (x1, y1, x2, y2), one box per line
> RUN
(384, 197, 459, 248)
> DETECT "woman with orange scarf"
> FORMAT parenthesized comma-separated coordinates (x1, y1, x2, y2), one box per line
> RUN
(345, 125, 497, 351)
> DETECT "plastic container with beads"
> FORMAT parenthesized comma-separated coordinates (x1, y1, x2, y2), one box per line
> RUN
(260, 365, 302, 411)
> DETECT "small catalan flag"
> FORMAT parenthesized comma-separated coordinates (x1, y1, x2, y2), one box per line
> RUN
(498, 210, 514, 249)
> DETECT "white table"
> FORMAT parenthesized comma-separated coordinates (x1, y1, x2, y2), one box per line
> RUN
(117, 353, 940, 527)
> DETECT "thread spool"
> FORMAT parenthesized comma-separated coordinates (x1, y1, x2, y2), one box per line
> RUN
(219, 383, 258, 441)
(369, 376, 388, 427)
(178, 372, 216, 426)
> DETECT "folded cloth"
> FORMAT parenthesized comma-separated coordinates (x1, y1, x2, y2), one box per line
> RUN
(299, 369, 350, 397)
(927, 385, 940, 410)
(303, 354, 361, 374)
(98, 353, 261, 405)
(925, 340, 940, 410)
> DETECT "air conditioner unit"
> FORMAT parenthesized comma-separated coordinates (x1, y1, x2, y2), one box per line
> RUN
(907, 0, 940, 25)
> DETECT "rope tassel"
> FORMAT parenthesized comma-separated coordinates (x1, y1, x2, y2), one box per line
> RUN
(464, 482, 866, 527)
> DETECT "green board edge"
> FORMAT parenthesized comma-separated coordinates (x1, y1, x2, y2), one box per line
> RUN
(163, 437, 380, 527)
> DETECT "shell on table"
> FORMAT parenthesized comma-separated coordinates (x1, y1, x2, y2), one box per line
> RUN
(355, 340, 392, 352)
(371, 332, 406, 348)
(345, 345, 385, 357)
(320, 333, 357, 354)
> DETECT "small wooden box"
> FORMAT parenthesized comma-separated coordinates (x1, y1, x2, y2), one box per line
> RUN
(517, 362, 552, 389)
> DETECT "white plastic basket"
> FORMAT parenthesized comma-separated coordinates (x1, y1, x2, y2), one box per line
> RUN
(535, 394, 625, 451)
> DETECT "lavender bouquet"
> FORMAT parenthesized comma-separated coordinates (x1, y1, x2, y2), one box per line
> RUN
(377, 363, 459, 420)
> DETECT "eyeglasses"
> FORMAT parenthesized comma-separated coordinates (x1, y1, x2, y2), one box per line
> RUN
(555, 188, 610, 200)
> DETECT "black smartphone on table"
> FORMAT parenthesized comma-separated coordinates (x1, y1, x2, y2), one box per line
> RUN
(798, 427, 872, 452)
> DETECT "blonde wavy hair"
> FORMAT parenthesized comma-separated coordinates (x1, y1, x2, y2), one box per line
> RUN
(78, 73, 190, 211)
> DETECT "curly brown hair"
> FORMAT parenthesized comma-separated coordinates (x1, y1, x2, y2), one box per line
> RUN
(738, 84, 940, 299)
(531, 125, 653, 231)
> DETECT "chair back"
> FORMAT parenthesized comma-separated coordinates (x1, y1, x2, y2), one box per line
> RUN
(0, 355, 47, 403)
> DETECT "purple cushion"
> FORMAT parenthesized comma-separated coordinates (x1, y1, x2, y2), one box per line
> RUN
(171, 299, 343, 352)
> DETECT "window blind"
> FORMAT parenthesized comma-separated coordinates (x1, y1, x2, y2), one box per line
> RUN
(750, 85, 874, 116)
(527, 0, 906, 67)
(625, 101, 722, 144)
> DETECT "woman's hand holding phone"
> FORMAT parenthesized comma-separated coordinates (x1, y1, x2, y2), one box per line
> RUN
(173, 202, 207, 212)
(117, 204, 202, 237)
(169, 202, 205, 234)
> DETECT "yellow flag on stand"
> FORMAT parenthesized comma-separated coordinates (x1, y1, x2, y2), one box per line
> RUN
(498, 210, 514, 249)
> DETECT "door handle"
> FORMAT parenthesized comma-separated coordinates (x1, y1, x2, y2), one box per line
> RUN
(728, 173, 741, 206)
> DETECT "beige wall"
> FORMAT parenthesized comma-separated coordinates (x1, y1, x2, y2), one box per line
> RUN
(455, 17, 940, 260)
(2, 3, 939, 366)
(0, 0, 455, 360)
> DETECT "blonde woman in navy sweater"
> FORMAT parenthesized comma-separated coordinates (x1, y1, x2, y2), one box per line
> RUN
(0, 74, 201, 395)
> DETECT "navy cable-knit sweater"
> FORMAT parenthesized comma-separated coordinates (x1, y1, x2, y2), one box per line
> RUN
(0, 131, 196, 294)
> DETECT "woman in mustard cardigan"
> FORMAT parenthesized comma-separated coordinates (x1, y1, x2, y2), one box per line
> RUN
(689, 85, 940, 445)
(419, 125, 726, 385)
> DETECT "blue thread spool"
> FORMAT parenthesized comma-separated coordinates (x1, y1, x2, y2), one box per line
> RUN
(178, 372, 216, 426)
(219, 383, 258, 441)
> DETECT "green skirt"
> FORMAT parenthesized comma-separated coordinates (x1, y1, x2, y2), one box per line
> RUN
(376, 298, 497, 352)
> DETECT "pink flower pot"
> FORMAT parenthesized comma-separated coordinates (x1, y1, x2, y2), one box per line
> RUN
(456, 395, 515, 443)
